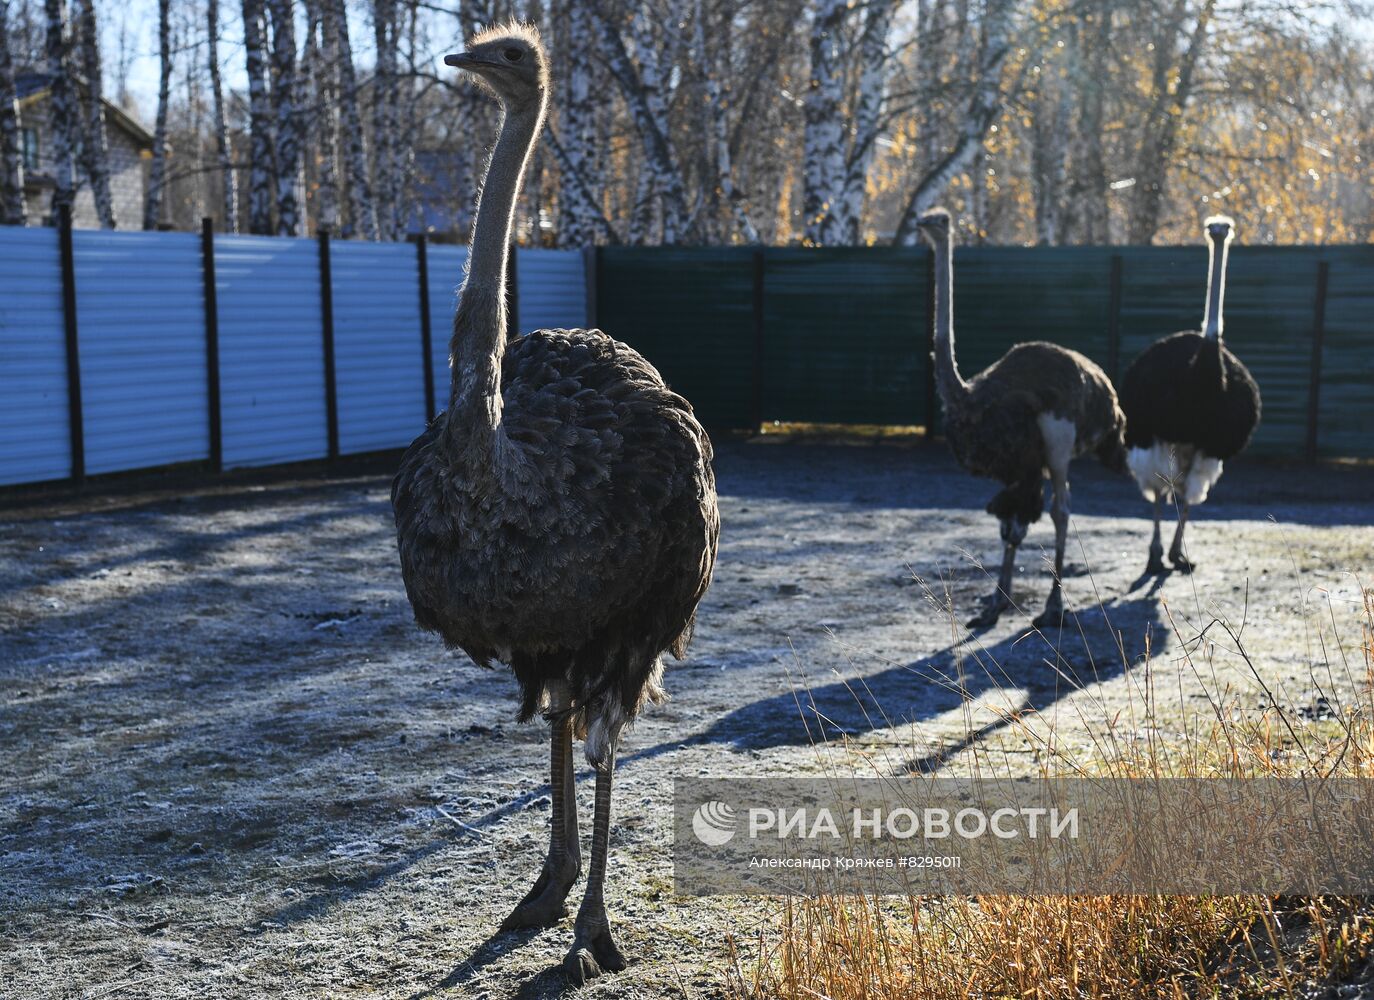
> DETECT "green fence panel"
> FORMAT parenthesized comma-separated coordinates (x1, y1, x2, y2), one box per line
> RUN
(760, 247, 926, 425)
(1318, 246, 1374, 460)
(1118, 247, 1318, 458)
(595, 246, 756, 429)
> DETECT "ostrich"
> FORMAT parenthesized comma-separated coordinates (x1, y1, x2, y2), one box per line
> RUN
(391, 23, 718, 984)
(1119, 216, 1260, 574)
(917, 209, 1126, 629)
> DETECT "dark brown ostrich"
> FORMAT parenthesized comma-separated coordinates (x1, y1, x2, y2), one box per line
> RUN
(1120, 216, 1261, 574)
(917, 209, 1126, 629)
(391, 23, 718, 984)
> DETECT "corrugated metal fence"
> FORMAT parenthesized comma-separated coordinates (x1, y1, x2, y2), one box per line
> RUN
(0, 221, 588, 487)
(597, 244, 1374, 460)
(2, 230, 1369, 488)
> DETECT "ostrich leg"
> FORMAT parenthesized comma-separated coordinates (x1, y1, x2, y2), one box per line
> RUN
(1033, 470, 1070, 629)
(1169, 499, 1195, 573)
(501, 687, 581, 930)
(967, 516, 1025, 629)
(1146, 494, 1166, 574)
(563, 736, 627, 984)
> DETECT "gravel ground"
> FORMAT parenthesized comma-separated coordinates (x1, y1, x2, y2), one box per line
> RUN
(2, 439, 1372, 999)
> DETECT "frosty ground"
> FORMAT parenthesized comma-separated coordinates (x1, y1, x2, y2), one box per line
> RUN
(2, 439, 1372, 999)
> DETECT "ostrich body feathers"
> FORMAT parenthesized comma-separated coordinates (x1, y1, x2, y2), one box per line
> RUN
(393, 326, 718, 757)
(943, 341, 1126, 524)
(1120, 332, 1261, 460)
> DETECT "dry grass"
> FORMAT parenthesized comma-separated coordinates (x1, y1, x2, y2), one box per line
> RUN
(727, 581, 1374, 999)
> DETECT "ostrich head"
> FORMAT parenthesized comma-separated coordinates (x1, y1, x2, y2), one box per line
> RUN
(1205, 215, 1235, 244)
(916, 207, 953, 246)
(444, 22, 549, 112)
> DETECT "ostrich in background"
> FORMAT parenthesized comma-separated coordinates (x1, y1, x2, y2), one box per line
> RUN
(391, 23, 718, 984)
(1119, 216, 1261, 574)
(917, 209, 1126, 629)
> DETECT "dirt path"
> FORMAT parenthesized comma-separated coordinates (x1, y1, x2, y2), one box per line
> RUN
(3, 442, 1372, 999)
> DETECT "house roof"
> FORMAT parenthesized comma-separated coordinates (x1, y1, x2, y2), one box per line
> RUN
(15, 72, 154, 148)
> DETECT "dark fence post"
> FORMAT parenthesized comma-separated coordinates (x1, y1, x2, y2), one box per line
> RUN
(751, 248, 765, 433)
(58, 203, 85, 485)
(1106, 253, 1124, 383)
(416, 235, 436, 420)
(200, 218, 223, 473)
(506, 243, 519, 334)
(923, 247, 936, 442)
(1305, 260, 1330, 463)
(318, 227, 340, 461)
(582, 244, 598, 328)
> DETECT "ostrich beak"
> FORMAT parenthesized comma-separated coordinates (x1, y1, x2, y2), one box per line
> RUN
(444, 51, 477, 68)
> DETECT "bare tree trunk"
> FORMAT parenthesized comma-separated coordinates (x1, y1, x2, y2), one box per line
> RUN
(1031, 48, 1070, 245)
(695, 0, 757, 243)
(142, 0, 171, 229)
(304, 3, 338, 233)
(208, 0, 237, 231)
(242, 0, 275, 234)
(590, 0, 689, 243)
(74, 0, 114, 227)
(1070, 0, 1111, 243)
(555, 0, 603, 245)
(837, 0, 895, 244)
(371, 0, 398, 239)
(801, 0, 846, 245)
(0, 0, 28, 224)
(267, 0, 301, 235)
(43, 0, 77, 219)
(1127, 0, 1216, 244)
(326, 0, 374, 238)
(893, 0, 1015, 246)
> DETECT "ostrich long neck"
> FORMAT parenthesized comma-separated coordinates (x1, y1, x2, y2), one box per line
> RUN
(1202, 237, 1229, 341)
(930, 235, 969, 404)
(443, 96, 545, 467)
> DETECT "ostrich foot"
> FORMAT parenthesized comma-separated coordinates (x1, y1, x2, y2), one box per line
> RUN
(1032, 592, 1065, 630)
(966, 593, 1012, 630)
(1144, 541, 1166, 575)
(500, 858, 579, 931)
(563, 923, 627, 985)
(1170, 554, 1196, 574)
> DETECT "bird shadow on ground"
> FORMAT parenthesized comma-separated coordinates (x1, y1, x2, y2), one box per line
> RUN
(688, 595, 1168, 762)
(405, 924, 553, 999)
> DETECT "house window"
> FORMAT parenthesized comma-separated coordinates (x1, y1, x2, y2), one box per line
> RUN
(21, 127, 39, 171)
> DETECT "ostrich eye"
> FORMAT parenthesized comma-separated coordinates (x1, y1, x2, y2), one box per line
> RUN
(503, 47, 523, 62)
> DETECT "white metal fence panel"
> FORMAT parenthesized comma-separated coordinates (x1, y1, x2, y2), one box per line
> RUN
(425, 244, 467, 416)
(74, 231, 209, 475)
(517, 249, 586, 331)
(215, 236, 327, 469)
(0, 227, 69, 486)
(331, 241, 428, 453)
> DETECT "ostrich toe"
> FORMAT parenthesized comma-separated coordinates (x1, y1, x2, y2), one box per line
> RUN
(1170, 552, 1196, 574)
(500, 857, 580, 930)
(966, 593, 1012, 630)
(562, 925, 627, 984)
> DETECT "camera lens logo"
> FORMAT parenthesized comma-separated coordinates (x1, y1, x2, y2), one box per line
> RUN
(692, 801, 737, 846)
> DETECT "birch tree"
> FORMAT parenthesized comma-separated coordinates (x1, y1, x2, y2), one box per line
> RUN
(892, 0, 1016, 245)
(242, 0, 275, 234)
(801, 0, 847, 245)
(304, 3, 339, 233)
(371, 0, 399, 239)
(589, 0, 689, 243)
(0, 0, 27, 225)
(694, 0, 757, 243)
(74, 0, 114, 227)
(208, 0, 237, 231)
(143, 0, 172, 229)
(43, 0, 76, 219)
(837, 0, 897, 243)
(326, 0, 375, 238)
(267, 0, 302, 235)
(555, 0, 605, 245)
(1126, 0, 1217, 244)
